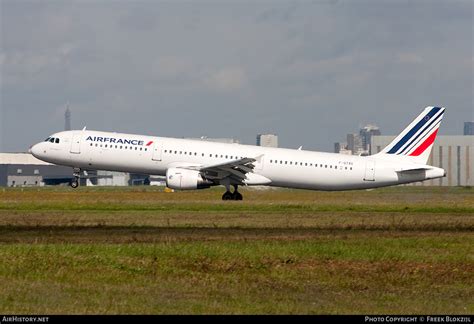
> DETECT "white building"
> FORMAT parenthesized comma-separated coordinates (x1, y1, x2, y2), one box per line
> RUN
(185, 136, 240, 144)
(96, 171, 130, 186)
(371, 135, 474, 186)
(257, 134, 278, 148)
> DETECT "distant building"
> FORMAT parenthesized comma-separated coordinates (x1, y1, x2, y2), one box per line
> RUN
(96, 171, 129, 186)
(359, 124, 381, 153)
(334, 142, 344, 153)
(346, 133, 364, 155)
(464, 122, 474, 135)
(257, 134, 278, 148)
(0, 153, 73, 187)
(65, 106, 71, 131)
(186, 136, 240, 144)
(371, 135, 474, 186)
(336, 124, 381, 155)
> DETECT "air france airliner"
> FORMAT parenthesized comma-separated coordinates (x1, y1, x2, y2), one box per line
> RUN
(30, 106, 446, 200)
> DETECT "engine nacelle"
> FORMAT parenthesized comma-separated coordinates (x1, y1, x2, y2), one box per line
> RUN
(166, 168, 212, 190)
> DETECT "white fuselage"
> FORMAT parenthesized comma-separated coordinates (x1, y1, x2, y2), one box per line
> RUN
(30, 130, 445, 190)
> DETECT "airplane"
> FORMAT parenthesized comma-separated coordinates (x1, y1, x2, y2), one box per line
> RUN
(30, 106, 446, 200)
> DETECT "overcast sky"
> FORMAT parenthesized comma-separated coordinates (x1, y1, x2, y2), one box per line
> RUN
(0, 0, 472, 152)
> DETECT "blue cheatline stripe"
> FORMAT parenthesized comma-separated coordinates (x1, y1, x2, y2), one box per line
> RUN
(387, 107, 442, 154)
(397, 109, 444, 155)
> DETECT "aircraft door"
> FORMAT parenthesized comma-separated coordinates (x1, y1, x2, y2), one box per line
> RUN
(363, 159, 375, 181)
(70, 133, 81, 154)
(152, 141, 162, 161)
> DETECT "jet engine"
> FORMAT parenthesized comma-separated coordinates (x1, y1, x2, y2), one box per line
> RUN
(166, 168, 212, 190)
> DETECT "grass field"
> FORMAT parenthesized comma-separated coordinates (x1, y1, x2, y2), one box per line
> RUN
(0, 186, 472, 314)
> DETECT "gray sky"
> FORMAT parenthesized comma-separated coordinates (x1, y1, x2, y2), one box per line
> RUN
(1, 0, 472, 152)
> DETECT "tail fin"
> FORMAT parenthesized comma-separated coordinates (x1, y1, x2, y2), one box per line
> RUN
(375, 106, 445, 164)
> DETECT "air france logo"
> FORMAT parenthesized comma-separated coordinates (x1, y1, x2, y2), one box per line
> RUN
(86, 136, 154, 146)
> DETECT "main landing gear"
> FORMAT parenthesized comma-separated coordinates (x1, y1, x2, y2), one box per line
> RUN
(222, 184, 243, 201)
(70, 168, 81, 188)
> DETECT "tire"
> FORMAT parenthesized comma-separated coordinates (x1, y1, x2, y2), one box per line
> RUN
(222, 191, 233, 200)
(232, 191, 243, 201)
(70, 179, 79, 188)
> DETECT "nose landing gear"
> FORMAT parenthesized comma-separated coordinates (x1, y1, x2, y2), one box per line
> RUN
(70, 168, 81, 188)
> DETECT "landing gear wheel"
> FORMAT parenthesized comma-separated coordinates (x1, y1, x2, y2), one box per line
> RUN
(232, 191, 243, 201)
(70, 178, 79, 188)
(222, 191, 233, 200)
(71, 168, 81, 189)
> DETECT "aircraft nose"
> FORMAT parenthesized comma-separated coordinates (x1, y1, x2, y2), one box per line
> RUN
(30, 143, 42, 158)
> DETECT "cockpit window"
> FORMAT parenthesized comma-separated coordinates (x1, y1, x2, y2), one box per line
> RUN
(49, 138, 55, 143)
(45, 137, 51, 142)
(55, 138, 60, 144)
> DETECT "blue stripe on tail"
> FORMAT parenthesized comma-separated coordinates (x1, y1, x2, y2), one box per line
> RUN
(397, 109, 444, 155)
(387, 107, 442, 154)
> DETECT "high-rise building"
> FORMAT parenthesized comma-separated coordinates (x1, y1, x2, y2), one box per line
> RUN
(336, 124, 381, 155)
(346, 133, 363, 155)
(359, 124, 381, 153)
(257, 134, 278, 148)
(464, 122, 474, 135)
(65, 106, 71, 131)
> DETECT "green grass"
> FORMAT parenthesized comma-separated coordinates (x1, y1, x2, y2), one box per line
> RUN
(0, 186, 472, 314)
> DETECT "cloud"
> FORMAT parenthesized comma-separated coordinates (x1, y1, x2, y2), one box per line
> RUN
(0, 1, 471, 152)
(204, 67, 248, 92)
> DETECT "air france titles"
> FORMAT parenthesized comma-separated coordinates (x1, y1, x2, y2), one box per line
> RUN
(86, 136, 144, 146)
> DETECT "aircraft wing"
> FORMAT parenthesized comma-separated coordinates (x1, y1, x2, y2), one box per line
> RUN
(181, 157, 257, 182)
